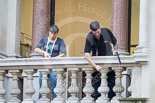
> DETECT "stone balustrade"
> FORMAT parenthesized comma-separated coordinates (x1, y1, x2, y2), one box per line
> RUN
(0, 55, 148, 103)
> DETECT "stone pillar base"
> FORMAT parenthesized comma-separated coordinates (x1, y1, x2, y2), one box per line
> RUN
(22, 101, 35, 103)
(134, 47, 142, 54)
(36, 100, 50, 103)
(66, 100, 79, 103)
(6, 54, 21, 58)
(111, 99, 120, 103)
(96, 100, 109, 103)
(7, 101, 21, 103)
(134, 48, 148, 55)
(120, 52, 129, 56)
(0, 101, 6, 103)
(81, 100, 94, 103)
(52, 100, 65, 103)
(0, 52, 7, 59)
(30, 53, 43, 58)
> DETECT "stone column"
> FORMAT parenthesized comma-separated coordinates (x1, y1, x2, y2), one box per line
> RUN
(0, 0, 7, 59)
(148, 1, 155, 103)
(111, 0, 129, 55)
(6, 0, 21, 58)
(31, 0, 50, 53)
(134, 0, 148, 54)
(30, 1, 50, 98)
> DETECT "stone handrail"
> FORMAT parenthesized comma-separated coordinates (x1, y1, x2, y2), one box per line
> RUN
(0, 56, 147, 103)
(0, 56, 139, 68)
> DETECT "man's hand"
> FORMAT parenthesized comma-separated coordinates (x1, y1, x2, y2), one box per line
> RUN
(44, 52, 51, 58)
(85, 53, 103, 72)
(95, 65, 103, 72)
(113, 50, 120, 56)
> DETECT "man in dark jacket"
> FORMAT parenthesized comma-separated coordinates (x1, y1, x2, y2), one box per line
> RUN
(84, 21, 118, 100)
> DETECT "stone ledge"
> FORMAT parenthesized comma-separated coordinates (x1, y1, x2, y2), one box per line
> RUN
(119, 98, 148, 103)
(0, 56, 141, 70)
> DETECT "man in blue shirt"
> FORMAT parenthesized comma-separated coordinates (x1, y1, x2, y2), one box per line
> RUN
(34, 25, 66, 100)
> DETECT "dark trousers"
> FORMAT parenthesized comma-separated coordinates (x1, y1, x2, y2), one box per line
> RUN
(92, 70, 116, 100)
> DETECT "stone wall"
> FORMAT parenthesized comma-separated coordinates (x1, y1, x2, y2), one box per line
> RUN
(0, 0, 7, 59)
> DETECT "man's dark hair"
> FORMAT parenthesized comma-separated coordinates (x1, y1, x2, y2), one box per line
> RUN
(49, 25, 59, 33)
(90, 21, 100, 31)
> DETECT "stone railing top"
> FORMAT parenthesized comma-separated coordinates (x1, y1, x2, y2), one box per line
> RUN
(0, 56, 147, 70)
(133, 53, 149, 63)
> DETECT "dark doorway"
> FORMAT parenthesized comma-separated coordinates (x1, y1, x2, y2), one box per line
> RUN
(50, 0, 55, 25)
(128, 0, 132, 54)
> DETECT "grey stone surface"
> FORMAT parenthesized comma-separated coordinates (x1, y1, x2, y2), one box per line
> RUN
(0, 56, 140, 69)
(0, 0, 21, 58)
(148, 0, 155, 103)
(0, 0, 7, 58)
(0, 55, 148, 103)
(6, 0, 21, 58)
(134, 0, 148, 55)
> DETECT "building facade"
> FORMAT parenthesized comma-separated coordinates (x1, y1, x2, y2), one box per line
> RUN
(0, 0, 154, 103)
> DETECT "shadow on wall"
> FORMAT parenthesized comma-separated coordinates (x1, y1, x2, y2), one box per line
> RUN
(65, 34, 86, 57)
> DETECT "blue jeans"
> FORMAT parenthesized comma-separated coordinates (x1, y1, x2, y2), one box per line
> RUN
(39, 72, 57, 100)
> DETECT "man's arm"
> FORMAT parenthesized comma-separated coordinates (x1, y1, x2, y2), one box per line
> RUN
(84, 38, 103, 71)
(34, 48, 51, 58)
(106, 28, 119, 55)
(34, 47, 65, 58)
(58, 40, 66, 57)
(34, 38, 51, 58)
(56, 53, 66, 57)
(85, 53, 103, 71)
(34, 48, 44, 54)
(110, 42, 119, 56)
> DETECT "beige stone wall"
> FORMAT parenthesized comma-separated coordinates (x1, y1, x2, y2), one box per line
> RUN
(20, 0, 33, 57)
(19, 0, 140, 56)
(130, 0, 140, 55)
(21, 0, 33, 37)
(55, 0, 112, 56)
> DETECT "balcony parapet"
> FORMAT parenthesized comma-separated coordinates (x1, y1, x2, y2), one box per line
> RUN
(0, 56, 140, 69)
(0, 55, 148, 103)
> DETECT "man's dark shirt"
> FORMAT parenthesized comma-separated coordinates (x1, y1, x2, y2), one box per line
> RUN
(84, 28, 117, 56)
(84, 28, 117, 100)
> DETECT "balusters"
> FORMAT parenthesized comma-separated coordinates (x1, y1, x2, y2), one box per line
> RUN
(127, 68, 132, 97)
(0, 70, 6, 103)
(8, 70, 21, 103)
(81, 68, 94, 103)
(22, 69, 36, 103)
(111, 68, 124, 103)
(66, 68, 79, 103)
(52, 68, 65, 103)
(37, 69, 50, 103)
(96, 68, 110, 103)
